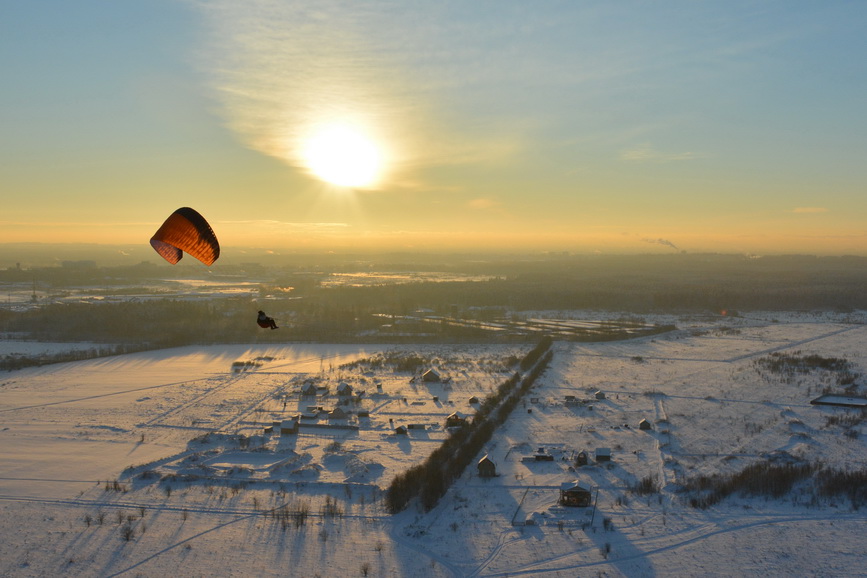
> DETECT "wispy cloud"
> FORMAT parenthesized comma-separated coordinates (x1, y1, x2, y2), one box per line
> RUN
(792, 207, 829, 214)
(193, 1, 521, 188)
(218, 220, 349, 231)
(467, 198, 499, 210)
(621, 144, 698, 162)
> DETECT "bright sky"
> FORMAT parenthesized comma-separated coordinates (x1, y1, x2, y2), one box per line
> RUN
(2, 1, 866, 256)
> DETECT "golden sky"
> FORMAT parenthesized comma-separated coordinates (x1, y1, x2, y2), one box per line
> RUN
(2, 1, 866, 257)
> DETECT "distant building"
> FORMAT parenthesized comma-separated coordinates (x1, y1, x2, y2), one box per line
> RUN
(469, 396, 480, 404)
(478, 455, 497, 478)
(595, 390, 606, 400)
(336, 382, 353, 396)
(394, 425, 408, 435)
(639, 418, 652, 430)
(300, 382, 318, 397)
(560, 480, 593, 507)
(595, 447, 611, 462)
(575, 451, 589, 466)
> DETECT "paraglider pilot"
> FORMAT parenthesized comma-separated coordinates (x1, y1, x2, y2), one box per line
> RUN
(257, 310, 278, 330)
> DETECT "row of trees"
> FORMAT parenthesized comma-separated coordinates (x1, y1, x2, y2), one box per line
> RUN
(385, 338, 554, 514)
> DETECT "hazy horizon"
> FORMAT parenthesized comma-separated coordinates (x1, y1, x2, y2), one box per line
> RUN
(3, 2, 866, 256)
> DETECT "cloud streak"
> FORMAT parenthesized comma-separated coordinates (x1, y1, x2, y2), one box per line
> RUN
(792, 207, 829, 214)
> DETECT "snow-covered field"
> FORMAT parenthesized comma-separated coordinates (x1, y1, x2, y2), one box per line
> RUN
(1, 311, 866, 577)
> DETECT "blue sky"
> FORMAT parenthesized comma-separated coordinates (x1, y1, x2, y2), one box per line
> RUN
(2, 1, 866, 256)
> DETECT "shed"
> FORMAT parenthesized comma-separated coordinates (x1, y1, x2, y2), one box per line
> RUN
(394, 425, 408, 435)
(559, 480, 593, 507)
(594, 390, 606, 400)
(469, 396, 480, 404)
(639, 418, 652, 430)
(300, 382, 318, 397)
(422, 368, 442, 383)
(478, 455, 497, 478)
(336, 382, 354, 396)
(595, 447, 611, 462)
(575, 451, 589, 466)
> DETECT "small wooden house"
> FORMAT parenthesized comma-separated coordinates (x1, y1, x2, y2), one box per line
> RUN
(336, 382, 354, 396)
(595, 447, 611, 462)
(575, 451, 589, 466)
(469, 396, 480, 404)
(300, 382, 318, 397)
(478, 455, 497, 478)
(639, 418, 652, 430)
(422, 368, 442, 383)
(394, 425, 408, 435)
(594, 390, 606, 400)
(560, 480, 592, 507)
(445, 411, 469, 427)
(329, 407, 348, 420)
(280, 417, 299, 435)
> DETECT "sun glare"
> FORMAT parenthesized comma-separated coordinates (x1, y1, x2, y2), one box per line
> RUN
(302, 124, 383, 188)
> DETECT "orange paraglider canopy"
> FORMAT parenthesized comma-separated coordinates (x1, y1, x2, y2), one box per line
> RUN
(150, 207, 220, 266)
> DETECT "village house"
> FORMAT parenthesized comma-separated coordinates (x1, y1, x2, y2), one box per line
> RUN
(336, 382, 353, 396)
(559, 480, 593, 507)
(445, 411, 469, 428)
(328, 407, 348, 420)
(280, 416, 300, 435)
(422, 368, 442, 383)
(477, 455, 497, 478)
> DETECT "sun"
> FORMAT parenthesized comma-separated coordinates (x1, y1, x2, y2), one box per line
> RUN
(302, 124, 384, 188)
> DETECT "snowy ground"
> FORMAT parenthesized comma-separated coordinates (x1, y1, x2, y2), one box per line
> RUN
(1, 312, 867, 577)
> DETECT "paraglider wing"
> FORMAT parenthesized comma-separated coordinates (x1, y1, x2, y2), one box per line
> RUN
(150, 207, 220, 266)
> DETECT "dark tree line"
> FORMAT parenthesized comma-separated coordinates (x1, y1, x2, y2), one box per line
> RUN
(385, 339, 554, 514)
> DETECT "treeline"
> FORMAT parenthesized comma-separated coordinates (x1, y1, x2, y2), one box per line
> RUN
(385, 337, 554, 514)
(0, 300, 256, 347)
(683, 461, 867, 509)
(0, 343, 149, 371)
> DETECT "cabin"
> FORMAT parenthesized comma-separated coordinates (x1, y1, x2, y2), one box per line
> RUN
(639, 418, 652, 431)
(394, 425, 408, 435)
(445, 412, 469, 428)
(408, 423, 426, 430)
(478, 455, 497, 478)
(594, 390, 606, 400)
(469, 396, 480, 405)
(575, 451, 589, 466)
(595, 447, 611, 462)
(422, 368, 442, 383)
(300, 382, 318, 397)
(559, 480, 592, 507)
(336, 382, 354, 396)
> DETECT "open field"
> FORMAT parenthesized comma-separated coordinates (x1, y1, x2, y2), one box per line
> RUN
(1, 311, 867, 576)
